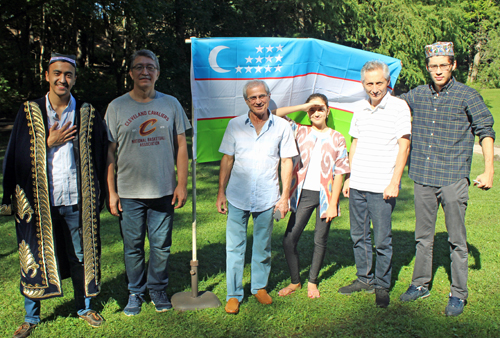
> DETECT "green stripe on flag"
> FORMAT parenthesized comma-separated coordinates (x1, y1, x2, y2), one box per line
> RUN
(196, 109, 353, 163)
(197, 118, 231, 163)
(288, 108, 353, 150)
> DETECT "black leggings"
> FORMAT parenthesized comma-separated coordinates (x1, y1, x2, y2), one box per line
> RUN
(283, 189, 332, 285)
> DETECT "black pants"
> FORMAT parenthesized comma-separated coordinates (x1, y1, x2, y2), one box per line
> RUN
(283, 189, 332, 285)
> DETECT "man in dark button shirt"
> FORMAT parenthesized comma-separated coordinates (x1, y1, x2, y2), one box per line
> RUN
(399, 42, 495, 317)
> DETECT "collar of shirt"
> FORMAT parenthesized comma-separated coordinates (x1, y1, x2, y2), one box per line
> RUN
(244, 109, 274, 137)
(361, 90, 390, 112)
(429, 77, 455, 95)
(46, 93, 76, 128)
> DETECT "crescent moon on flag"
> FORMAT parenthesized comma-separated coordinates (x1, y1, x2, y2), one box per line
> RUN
(209, 46, 230, 73)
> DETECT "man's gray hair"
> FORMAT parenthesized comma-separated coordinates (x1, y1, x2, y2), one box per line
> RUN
(360, 60, 390, 82)
(242, 80, 270, 100)
(130, 49, 160, 72)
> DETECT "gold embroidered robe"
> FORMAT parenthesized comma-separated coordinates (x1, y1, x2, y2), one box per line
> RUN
(1, 97, 108, 300)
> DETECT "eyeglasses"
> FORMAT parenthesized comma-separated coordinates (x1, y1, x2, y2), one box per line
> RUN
(246, 94, 268, 102)
(132, 64, 157, 72)
(428, 63, 452, 72)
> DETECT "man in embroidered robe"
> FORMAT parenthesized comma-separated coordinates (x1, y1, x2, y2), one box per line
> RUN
(339, 60, 411, 308)
(105, 49, 190, 316)
(1, 53, 108, 338)
(399, 42, 495, 316)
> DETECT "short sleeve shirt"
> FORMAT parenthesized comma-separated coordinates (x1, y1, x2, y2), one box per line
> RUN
(349, 93, 411, 193)
(219, 111, 298, 212)
(105, 92, 191, 198)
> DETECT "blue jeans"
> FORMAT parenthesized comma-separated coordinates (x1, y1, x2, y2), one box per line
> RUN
(25, 205, 91, 324)
(120, 196, 174, 295)
(226, 203, 274, 302)
(349, 189, 395, 290)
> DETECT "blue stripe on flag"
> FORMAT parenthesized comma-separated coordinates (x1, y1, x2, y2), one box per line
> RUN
(192, 38, 401, 88)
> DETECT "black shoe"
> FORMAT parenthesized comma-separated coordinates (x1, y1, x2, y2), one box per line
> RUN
(400, 284, 430, 302)
(150, 290, 172, 312)
(445, 295, 466, 316)
(338, 279, 375, 295)
(375, 288, 390, 308)
(124, 294, 145, 316)
(13, 322, 36, 338)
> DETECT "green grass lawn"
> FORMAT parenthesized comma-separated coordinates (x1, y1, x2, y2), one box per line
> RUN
(479, 88, 500, 146)
(1, 132, 499, 337)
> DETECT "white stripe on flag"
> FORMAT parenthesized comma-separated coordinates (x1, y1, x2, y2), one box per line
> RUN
(192, 74, 367, 121)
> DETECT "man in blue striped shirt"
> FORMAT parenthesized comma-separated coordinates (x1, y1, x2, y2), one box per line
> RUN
(399, 42, 495, 317)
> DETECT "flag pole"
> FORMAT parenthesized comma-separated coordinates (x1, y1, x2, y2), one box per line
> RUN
(171, 38, 221, 311)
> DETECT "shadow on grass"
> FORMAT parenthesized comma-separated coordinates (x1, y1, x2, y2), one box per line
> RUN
(42, 270, 130, 323)
(268, 228, 418, 293)
(2, 214, 487, 337)
(483, 97, 494, 111)
(428, 232, 481, 291)
(0, 155, 488, 336)
(168, 226, 478, 301)
(0, 248, 16, 258)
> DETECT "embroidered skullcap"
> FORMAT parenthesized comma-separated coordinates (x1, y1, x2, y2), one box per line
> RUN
(49, 53, 77, 67)
(425, 42, 454, 58)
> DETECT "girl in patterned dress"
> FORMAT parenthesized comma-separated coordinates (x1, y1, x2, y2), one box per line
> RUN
(273, 93, 350, 298)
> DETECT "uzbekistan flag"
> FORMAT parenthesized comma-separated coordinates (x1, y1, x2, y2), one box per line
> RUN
(191, 37, 402, 163)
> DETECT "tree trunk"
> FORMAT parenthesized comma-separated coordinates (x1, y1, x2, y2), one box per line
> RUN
(468, 41, 481, 83)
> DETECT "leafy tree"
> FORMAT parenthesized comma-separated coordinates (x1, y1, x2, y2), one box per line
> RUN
(0, 0, 499, 119)
(348, 0, 474, 92)
(463, 0, 500, 87)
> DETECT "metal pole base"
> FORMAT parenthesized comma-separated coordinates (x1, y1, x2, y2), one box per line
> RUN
(171, 290, 221, 311)
(171, 260, 221, 311)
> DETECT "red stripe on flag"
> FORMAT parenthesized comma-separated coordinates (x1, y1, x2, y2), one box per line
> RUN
(197, 116, 237, 121)
(194, 73, 393, 90)
(329, 106, 353, 114)
(196, 108, 352, 121)
(194, 72, 361, 83)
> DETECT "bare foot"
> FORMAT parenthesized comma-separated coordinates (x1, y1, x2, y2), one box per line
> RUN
(307, 282, 320, 298)
(278, 283, 302, 297)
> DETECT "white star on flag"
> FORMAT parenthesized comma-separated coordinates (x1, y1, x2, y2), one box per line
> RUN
(255, 56, 263, 63)
(266, 45, 273, 52)
(245, 66, 252, 73)
(255, 65, 263, 73)
(235, 66, 242, 73)
(265, 65, 272, 72)
(276, 44, 283, 51)
(265, 55, 273, 63)
(245, 56, 253, 63)
(275, 55, 283, 62)
(256, 46, 263, 53)
(275, 65, 282, 72)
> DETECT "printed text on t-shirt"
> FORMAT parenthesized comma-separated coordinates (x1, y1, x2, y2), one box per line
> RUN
(124, 110, 170, 127)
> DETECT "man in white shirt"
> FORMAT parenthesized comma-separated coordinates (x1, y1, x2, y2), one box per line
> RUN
(217, 80, 297, 314)
(339, 60, 411, 308)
